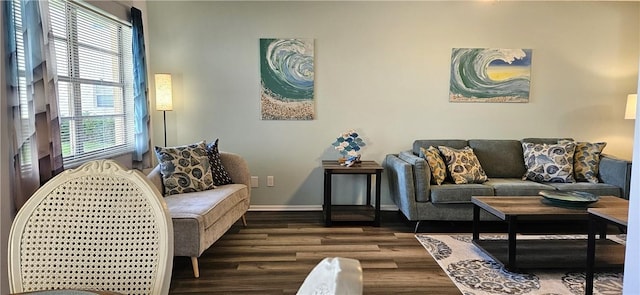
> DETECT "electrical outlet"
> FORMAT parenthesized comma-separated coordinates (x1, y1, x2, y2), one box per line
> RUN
(267, 176, 274, 187)
(251, 176, 259, 188)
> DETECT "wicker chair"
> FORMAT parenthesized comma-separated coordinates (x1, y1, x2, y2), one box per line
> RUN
(8, 160, 174, 295)
(296, 257, 363, 295)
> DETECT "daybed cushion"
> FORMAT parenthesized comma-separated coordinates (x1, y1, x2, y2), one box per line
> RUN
(430, 184, 494, 204)
(163, 184, 249, 255)
(163, 184, 248, 231)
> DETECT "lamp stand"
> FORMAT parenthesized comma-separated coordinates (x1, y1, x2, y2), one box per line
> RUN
(163, 110, 168, 147)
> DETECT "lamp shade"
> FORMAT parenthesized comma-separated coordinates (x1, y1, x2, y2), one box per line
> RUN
(155, 74, 173, 111)
(625, 94, 637, 120)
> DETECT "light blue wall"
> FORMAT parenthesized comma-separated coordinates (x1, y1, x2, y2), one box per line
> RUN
(0, 1, 639, 292)
(145, 1, 639, 208)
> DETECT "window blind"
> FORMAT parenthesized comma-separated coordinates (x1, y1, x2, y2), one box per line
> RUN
(48, 0, 135, 165)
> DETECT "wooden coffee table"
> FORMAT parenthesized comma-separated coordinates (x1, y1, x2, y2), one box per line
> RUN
(472, 196, 628, 271)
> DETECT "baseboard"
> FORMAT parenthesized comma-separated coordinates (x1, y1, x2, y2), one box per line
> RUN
(249, 204, 399, 211)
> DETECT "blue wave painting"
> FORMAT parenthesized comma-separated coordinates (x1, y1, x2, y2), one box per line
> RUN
(450, 48, 532, 103)
(260, 38, 315, 120)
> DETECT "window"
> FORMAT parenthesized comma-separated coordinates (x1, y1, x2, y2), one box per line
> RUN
(11, 0, 135, 166)
(51, 0, 135, 165)
(95, 86, 115, 108)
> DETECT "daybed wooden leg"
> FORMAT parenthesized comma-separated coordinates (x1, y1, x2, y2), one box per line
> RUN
(191, 256, 200, 278)
(242, 214, 247, 227)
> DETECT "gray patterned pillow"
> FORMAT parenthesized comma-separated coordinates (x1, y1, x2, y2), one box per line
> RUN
(155, 141, 215, 195)
(437, 146, 488, 184)
(522, 142, 576, 183)
(559, 140, 606, 183)
(420, 146, 447, 185)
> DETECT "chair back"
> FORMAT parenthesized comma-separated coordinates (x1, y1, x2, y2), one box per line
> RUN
(297, 257, 363, 295)
(8, 160, 173, 295)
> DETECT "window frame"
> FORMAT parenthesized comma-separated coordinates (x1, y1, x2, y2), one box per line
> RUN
(48, 0, 135, 166)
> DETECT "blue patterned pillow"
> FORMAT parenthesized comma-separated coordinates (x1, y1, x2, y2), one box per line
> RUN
(207, 139, 233, 186)
(155, 141, 215, 195)
(522, 142, 576, 183)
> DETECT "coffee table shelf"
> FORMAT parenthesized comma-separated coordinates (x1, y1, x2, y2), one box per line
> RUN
(474, 238, 624, 269)
(471, 195, 628, 271)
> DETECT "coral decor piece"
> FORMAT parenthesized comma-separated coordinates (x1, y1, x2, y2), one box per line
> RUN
(332, 129, 366, 159)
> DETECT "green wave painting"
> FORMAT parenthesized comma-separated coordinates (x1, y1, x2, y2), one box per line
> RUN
(260, 38, 315, 120)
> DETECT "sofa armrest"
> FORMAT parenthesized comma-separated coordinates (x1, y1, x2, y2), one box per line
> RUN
(398, 151, 431, 202)
(384, 154, 419, 220)
(220, 151, 252, 197)
(147, 165, 165, 195)
(599, 154, 632, 199)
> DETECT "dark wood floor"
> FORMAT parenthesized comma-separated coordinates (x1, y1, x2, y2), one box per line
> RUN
(168, 211, 464, 294)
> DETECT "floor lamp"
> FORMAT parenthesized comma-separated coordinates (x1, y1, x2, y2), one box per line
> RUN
(155, 73, 173, 147)
(626, 94, 637, 120)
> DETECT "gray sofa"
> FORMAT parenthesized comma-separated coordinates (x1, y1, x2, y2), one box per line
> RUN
(147, 151, 251, 278)
(384, 138, 632, 231)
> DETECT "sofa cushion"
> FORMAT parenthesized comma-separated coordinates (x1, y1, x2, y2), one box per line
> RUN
(207, 139, 233, 186)
(430, 184, 494, 204)
(468, 140, 526, 178)
(420, 146, 447, 185)
(484, 178, 556, 196)
(413, 140, 468, 156)
(155, 141, 215, 195)
(559, 140, 607, 183)
(522, 142, 576, 183)
(438, 146, 488, 184)
(546, 182, 621, 198)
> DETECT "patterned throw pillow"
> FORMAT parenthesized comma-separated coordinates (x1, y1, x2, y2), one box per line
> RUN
(420, 146, 447, 185)
(207, 139, 233, 186)
(155, 141, 215, 195)
(559, 140, 607, 183)
(437, 146, 488, 184)
(522, 142, 576, 183)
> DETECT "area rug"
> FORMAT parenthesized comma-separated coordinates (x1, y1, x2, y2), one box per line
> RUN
(416, 234, 625, 295)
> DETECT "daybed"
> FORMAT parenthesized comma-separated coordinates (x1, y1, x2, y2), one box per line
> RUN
(147, 146, 251, 278)
(384, 138, 632, 231)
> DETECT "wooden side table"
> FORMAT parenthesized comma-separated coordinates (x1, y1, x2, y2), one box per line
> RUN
(322, 160, 383, 227)
(585, 206, 628, 295)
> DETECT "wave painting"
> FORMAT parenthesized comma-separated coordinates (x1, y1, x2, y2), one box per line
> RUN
(450, 48, 532, 103)
(260, 38, 315, 120)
